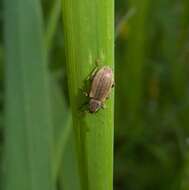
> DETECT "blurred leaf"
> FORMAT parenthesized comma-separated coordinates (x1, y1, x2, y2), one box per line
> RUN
(45, 0, 62, 52)
(58, 128, 81, 190)
(3, 0, 55, 189)
(50, 77, 71, 179)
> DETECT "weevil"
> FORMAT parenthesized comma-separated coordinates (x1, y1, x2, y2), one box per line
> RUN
(88, 66, 114, 113)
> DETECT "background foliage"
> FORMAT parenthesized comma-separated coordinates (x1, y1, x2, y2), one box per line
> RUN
(1, 0, 189, 190)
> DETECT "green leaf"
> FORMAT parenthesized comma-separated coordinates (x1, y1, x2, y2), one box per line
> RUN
(45, 0, 62, 52)
(61, 0, 114, 189)
(50, 78, 71, 179)
(3, 0, 55, 189)
(58, 128, 81, 190)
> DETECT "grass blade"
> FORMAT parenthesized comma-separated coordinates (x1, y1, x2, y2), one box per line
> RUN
(51, 79, 71, 179)
(58, 128, 81, 190)
(45, 0, 62, 52)
(3, 0, 55, 189)
(125, 0, 151, 121)
(61, 0, 114, 189)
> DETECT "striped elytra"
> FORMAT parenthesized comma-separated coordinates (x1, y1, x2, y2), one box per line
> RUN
(89, 66, 114, 113)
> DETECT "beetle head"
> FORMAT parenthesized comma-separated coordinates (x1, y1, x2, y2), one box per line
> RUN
(89, 99, 102, 113)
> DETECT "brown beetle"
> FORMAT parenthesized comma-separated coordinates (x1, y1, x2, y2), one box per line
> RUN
(88, 66, 114, 113)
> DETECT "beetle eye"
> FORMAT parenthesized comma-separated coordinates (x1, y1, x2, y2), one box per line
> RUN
(89, 99, 101, 113)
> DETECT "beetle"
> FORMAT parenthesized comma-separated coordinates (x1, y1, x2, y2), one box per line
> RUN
(88, 66, 114, 113)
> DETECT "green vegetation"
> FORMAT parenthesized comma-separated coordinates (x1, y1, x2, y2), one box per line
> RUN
(0, 0, 189, 190)
(3, 0, 54, 190)
(115, 0, 189, 189)
(61, 0, 114, 189)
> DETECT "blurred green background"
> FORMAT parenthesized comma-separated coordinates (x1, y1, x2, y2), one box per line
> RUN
(115, 0, 189, 189)
(1, 0, 189, 190)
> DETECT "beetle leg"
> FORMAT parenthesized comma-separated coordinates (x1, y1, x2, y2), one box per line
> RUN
(79, 87, 89, 97)
(90, 67, 98, 80)
(87, 58, 102, 81)
(106, 96, 110, 100)
(83, 91, 89, 97)
(79, 101, 89, 113)
(90, 58, 101, 79)
(106, 89, 113, 100)
(112, 81, 115, 88)
(86, 66, 98, 81)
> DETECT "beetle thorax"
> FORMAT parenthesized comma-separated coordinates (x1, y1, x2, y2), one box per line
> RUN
(89, 99, 102, 113)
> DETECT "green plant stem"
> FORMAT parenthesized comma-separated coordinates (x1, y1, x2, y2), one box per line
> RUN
(61, 0, 114, 189)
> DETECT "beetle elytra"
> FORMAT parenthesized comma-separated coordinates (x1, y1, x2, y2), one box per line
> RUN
(88, 66, 114, 113)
